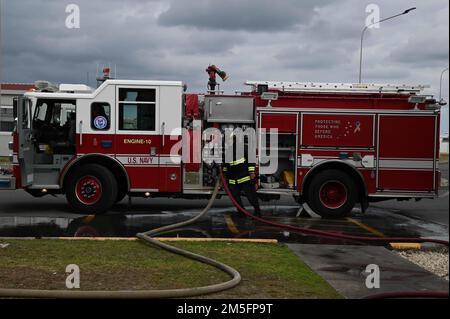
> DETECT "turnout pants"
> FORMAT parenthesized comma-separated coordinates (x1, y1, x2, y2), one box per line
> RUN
(229, 182, 261, 216)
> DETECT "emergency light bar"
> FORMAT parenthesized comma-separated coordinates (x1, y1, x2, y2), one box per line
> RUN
(260, 92, 279, 101)
(408, 95, 428, 104)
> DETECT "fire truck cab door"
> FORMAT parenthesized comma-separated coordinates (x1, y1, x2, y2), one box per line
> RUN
(115, 86, 162, 191)
(17, 96, 34, 186)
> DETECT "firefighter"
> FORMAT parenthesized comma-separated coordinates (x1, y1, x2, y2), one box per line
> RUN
(223, 134, 261, 217)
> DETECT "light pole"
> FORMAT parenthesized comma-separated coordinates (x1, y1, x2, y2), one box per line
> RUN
(359, 7, 416, 83)
(439, 67, 449, 101)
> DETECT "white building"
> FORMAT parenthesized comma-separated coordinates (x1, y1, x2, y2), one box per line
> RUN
(441, 132, 449, 155)
(0, 83, 35, 158)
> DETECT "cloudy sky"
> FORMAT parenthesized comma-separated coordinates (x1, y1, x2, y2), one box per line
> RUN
(1, 0, 448, 130)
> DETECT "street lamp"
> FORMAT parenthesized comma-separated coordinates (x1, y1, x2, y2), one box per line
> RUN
(439, 67, 449, 102)
(358, 7, 416, 83)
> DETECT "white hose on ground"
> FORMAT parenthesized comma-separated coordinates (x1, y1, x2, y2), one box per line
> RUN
(0, 180, 242, 299)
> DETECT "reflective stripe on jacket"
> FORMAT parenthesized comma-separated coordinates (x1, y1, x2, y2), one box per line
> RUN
(223, 157, 256, 185)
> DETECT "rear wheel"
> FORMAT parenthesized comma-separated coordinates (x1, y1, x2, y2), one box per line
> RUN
(306, 169, 357, 218)
(66, 164, 117, 214)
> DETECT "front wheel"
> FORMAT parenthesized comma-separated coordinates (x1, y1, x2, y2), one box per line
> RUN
(66, 164, 118, 214)
(306, 169, 358, 218)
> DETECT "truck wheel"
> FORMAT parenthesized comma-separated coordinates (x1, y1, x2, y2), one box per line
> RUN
(306, 169, 357, 218)
(66, 164, 118, 214)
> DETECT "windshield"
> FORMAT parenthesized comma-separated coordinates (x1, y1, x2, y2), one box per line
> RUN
(34, 99, 76, 127)
(32, 99, 76, 146)
(34, 101, 47, 121)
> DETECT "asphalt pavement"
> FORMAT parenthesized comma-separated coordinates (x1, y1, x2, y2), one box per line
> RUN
(0, 163, 448, 242)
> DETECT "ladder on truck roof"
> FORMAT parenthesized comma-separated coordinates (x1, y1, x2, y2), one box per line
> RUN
(245, 81, 428, 94)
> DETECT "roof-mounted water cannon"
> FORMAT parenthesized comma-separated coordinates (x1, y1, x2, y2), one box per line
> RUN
(206, 64, 228, 94)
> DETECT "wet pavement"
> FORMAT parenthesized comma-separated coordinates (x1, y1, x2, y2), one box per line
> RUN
(0, 163, 447, 245)
(288, 244, 450, 298)
(0, 203, 447, 245)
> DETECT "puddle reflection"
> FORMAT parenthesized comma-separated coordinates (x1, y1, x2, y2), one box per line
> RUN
(0, 205, 439, 245)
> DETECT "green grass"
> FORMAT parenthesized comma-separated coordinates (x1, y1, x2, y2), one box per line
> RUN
(0, 239, 340, 299)
(440, 153, 449, 162)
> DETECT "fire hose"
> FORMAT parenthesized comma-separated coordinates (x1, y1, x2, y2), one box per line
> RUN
(0, 180, 242, 299)
(0, 168, 447, 299)
(218, 169, 449, 299)
(219, 170, 449, 247)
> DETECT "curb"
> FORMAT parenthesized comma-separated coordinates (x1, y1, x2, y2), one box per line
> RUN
(390, 242, 449, 251)
(419, 242, 449, 251)
(389, 243, 422, 250)
(0, 236, 278, 244)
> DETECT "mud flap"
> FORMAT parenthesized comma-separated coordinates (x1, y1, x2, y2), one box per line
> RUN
(360, 195, 369, 214)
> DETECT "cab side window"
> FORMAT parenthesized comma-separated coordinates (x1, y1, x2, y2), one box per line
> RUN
(118, 88, 156, 131)
(91, 102, 111, 131)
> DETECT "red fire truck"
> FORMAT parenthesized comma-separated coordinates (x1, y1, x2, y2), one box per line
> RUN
(0, 77, 442, 217)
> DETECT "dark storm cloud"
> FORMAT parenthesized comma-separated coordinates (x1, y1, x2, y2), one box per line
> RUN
(157, 0, 332, 31)
(275, 45, 351, 70)
(176, 32, 247, 55)
(1, 0, 244, 84)
(0, 0, 448, 104)
(2, 0, 162, 81)
(389, 34, 449, 67)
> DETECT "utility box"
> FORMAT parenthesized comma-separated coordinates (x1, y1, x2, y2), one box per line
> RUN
(204, 96, 255, 123)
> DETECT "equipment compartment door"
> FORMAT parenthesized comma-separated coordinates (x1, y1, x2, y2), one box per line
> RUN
(17, 97, 34, 186)
(259, 112, 299, 190)
(377, 115, 438, 192)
